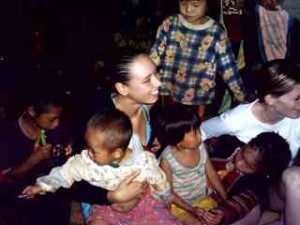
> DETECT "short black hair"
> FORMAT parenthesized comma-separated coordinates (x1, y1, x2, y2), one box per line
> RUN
(87, 108, 132, 152)
(248, 132, 291, 183)
(29, 94, 64, 116)
(154, 104, 201, 146)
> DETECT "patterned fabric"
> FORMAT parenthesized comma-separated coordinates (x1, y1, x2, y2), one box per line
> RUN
(218, 190, 258, 224)
(150, 14, 245, 105)
(160, 144, 208, 204)
(37, 133, 170, 200)
(171, 196, 217, 221)
(205, 136, 269, 224)
(88, 192, 181, 225)
(258, 5, 290, 61)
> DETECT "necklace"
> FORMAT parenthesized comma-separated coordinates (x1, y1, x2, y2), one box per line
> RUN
(225, 148, 240, 172)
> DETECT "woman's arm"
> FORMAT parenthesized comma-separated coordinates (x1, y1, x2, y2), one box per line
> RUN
(200, 116, 229, 141)
(205, 158, 227, 200)
(70, 170, 148, 206)
(110, 198, 141, 212)
(104, 170, 149, 212)
(200, 109, 238, 141)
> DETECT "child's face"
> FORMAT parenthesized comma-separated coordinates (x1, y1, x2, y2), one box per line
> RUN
(179, 0, 207, 25)
(234, 145, 258, 174)
(85, 129, 125, 166)
(32, 106, 62, 131)
(178, 128, 202, 150)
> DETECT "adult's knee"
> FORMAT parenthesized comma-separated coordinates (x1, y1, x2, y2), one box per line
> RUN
(282, 167, 300, 191)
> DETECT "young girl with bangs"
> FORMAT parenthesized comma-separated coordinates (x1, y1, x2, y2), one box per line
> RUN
(156, 104, 227, 225)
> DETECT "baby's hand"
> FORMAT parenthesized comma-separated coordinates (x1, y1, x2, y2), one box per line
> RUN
(21, 184, 45, 198)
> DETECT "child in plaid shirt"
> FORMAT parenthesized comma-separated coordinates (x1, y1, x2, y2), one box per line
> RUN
(150, 0, 246, 117)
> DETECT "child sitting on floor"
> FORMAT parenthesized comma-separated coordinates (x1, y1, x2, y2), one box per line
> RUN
(155, 104, 227, 225)
(22, 108, 181, 225)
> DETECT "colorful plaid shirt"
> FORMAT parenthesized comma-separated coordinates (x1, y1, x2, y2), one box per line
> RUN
(150, 15, 246, 105)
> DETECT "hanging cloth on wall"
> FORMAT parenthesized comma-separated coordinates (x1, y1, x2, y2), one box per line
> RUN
(257, 5, 290, 61)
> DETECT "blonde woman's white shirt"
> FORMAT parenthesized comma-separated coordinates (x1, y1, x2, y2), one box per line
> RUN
(201, 101, 300, 160)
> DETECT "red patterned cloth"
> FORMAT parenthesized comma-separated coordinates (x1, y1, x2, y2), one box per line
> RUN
(206, 158, 260, 224)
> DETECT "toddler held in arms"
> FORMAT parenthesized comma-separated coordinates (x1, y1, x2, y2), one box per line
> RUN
(22, 108, 181, 225)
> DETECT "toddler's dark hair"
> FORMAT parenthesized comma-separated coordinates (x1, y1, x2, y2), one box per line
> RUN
(87, 108, 132, 152)
(154, 104, 201, 146)
(248, 132, 291, 183)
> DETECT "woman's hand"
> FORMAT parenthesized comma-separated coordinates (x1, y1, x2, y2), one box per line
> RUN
(111, 198, 140, 212)
(107, 170, 148, 203)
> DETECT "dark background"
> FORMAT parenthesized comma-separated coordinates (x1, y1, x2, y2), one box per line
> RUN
(0, 0, 186, 119)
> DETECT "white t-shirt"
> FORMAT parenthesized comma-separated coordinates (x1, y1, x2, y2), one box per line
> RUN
(201, 101, 300, 160)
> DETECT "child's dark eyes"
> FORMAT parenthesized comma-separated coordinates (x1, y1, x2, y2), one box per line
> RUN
(180, 1, 201, 7)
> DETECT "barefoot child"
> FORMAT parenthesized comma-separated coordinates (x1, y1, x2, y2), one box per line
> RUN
(155, 104, 227, 225)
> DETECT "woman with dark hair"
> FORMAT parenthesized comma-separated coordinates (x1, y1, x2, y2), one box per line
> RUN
(80, 52, 161, 150)
(108, 52, 161, 149)
(201, 59, 300, 224)
(71, 52, 162, 221)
